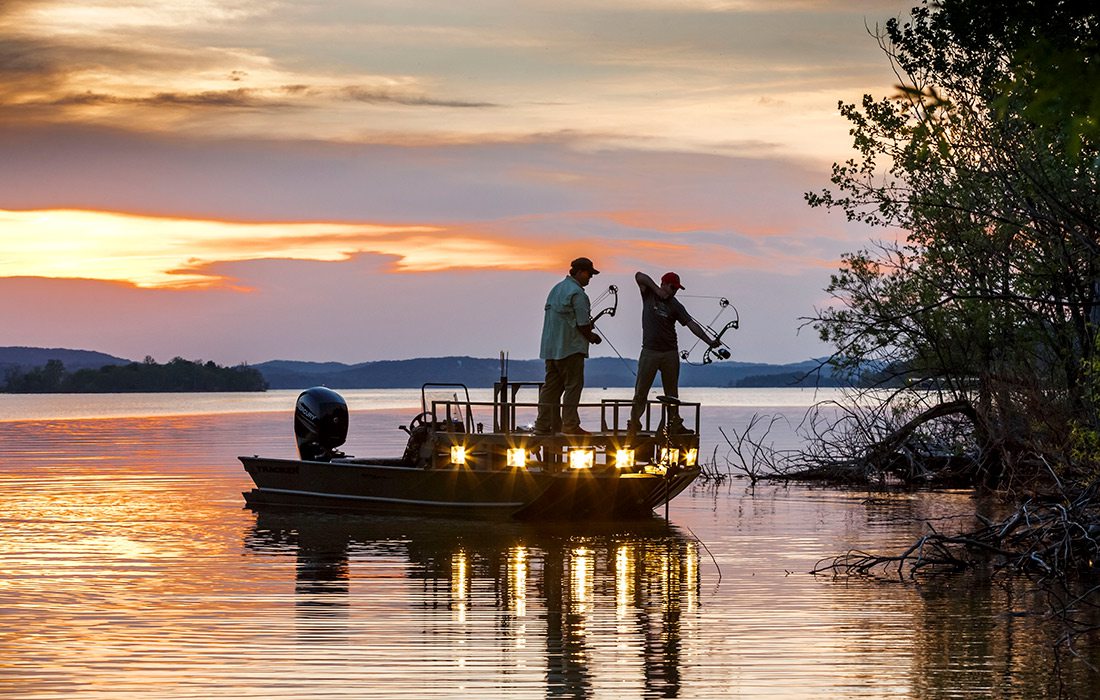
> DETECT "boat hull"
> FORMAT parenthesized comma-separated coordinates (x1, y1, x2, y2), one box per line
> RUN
(240, 456, 698, 520)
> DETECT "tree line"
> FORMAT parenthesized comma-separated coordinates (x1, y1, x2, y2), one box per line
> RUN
(2, 357, 268, 393)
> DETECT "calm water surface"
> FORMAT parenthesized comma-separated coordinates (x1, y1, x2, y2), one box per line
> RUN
(0, 389, 1093, 698)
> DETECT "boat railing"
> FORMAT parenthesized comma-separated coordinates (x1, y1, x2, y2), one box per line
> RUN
(420, 380, 695, 435)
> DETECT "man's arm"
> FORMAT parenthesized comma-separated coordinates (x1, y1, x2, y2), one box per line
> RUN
(573, 289, 602, 344)
(685, 318, 721, 348)
(635, 271, 669, 299)
(577, 322, 602, 344)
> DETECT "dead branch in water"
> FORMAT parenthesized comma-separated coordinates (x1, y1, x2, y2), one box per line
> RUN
(810, 481, 1100, 654)
(716, 413, 796, 484)
(814, 484, 1100, 579)
(713, 390, 996, 487)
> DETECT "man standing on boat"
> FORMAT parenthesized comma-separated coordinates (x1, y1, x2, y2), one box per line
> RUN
(627, 271, 720, 436)
(533, 257, 603, 436)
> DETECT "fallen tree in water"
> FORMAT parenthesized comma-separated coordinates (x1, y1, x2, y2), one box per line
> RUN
(812, 479, 1100, 660)
(813, 480, 1100, 582)
(712, 389, 1028, 489)
(705, 379, 1100, 657)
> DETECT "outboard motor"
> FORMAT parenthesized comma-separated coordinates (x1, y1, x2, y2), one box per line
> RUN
(294, 387, 349, 461)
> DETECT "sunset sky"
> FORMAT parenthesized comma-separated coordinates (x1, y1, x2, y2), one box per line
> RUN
(0, 0, 914, 366)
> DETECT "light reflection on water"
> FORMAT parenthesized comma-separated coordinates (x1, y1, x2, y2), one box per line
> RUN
(0, 398, 1095, 698)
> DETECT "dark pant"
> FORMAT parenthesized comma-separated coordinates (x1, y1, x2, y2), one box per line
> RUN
(534, 353, 586, 433)
(629, 348, 681, 429)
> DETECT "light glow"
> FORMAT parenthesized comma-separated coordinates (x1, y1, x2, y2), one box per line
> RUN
(451, 551, 468, 623)
(450, 445, 467, 465)
(614, 449, 635, 469)
(508, 546, 527, 617)
(506, 448, 527, 468)
(683, 448, 698, 467)
(660, 447, 680, 466)
(568, 448, 595, 470)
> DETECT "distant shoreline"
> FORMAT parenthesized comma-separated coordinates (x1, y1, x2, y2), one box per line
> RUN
(2, 346, 850, 392)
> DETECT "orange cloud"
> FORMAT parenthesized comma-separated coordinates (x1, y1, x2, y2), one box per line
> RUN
(0, 209, 555, 288)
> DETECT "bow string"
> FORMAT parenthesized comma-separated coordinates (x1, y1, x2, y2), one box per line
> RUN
(590, 284, 619, 326)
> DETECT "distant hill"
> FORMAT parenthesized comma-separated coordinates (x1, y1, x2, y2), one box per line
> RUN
(255, 356, 846, 389)
(2, 347, 848, 390)
(0, 346, 132, 374)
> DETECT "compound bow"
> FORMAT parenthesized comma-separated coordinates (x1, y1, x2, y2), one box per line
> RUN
(589, 284, 619, 327)
(679, 296, 740, 366)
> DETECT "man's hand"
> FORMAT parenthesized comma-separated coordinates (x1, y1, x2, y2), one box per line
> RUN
(578, 324, 601, 344)
(709, 339, 722, 349)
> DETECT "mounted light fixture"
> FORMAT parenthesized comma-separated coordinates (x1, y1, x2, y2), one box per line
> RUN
(613, 449, 635, 469)
(506, 448, 527, 468)
(660, 447, 679, 466)
(568, 448, 595, 470)
(450, 445, 467, 465)
(683, 448, 698, 467)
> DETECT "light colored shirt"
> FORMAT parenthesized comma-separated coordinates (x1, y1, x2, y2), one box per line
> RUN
(539, 275, 592, 360)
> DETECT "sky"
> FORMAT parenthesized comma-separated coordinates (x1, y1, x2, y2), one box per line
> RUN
(0, 0, 915, 366)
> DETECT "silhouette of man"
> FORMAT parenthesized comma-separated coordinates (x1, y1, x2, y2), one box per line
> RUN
(533, 257, 603, 435)
(627, 271, 719, 436)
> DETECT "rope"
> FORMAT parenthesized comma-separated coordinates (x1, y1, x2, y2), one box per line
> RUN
(685, 524, 723, 591)
(596, 330, 636, 378)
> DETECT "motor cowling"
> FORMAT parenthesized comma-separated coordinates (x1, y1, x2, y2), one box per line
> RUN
(294, 387, 348, 461)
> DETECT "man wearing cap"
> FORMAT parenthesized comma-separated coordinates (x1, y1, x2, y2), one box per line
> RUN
(533, 257, 603, 436)
(627, 271, 720, 436)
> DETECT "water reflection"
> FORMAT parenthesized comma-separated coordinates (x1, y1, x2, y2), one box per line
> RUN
(246, 511, 699, 697)
(6, 407, 1099, 698)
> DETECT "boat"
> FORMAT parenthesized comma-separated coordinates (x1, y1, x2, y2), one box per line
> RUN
(241, 365, 702, 520)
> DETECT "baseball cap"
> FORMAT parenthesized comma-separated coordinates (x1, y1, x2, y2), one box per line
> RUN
(661, 272, 685, 290)
(571, 257, 600, 275)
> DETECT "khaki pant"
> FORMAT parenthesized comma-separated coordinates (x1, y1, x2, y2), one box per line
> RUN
(629, 348, 681, 429)
(534, 353, 586, 433)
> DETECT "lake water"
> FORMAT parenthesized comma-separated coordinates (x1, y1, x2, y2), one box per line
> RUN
(1, 388, 1095, 698)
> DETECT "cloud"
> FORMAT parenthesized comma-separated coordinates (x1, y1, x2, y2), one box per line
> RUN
(0, 0, 910, 365)
(0, 123, 866, 283)
(0, 0, 914, 157)
(340, 87, 497, 109)
(0, 208, 574, 287)
(0, 5, 500, 131)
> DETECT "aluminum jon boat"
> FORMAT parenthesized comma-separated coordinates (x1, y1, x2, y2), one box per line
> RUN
(241, 369, 701, 520)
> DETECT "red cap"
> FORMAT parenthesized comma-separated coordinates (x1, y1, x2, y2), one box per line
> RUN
(661, 272, 685, 290)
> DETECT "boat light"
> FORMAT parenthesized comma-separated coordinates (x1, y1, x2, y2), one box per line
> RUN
(613, 449, 635, 469)
(568, 448, 595, 470)
(506, 448, 527, 468)
(450, 445, 467, 465)
(683, 448, 698, 467)
(660, 447, 680, 466)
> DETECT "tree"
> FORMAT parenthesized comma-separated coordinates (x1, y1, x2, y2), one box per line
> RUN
(806, 0, 1100, 486)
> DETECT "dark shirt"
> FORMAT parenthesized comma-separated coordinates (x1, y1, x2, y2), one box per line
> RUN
(640, 288, 690, 351)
